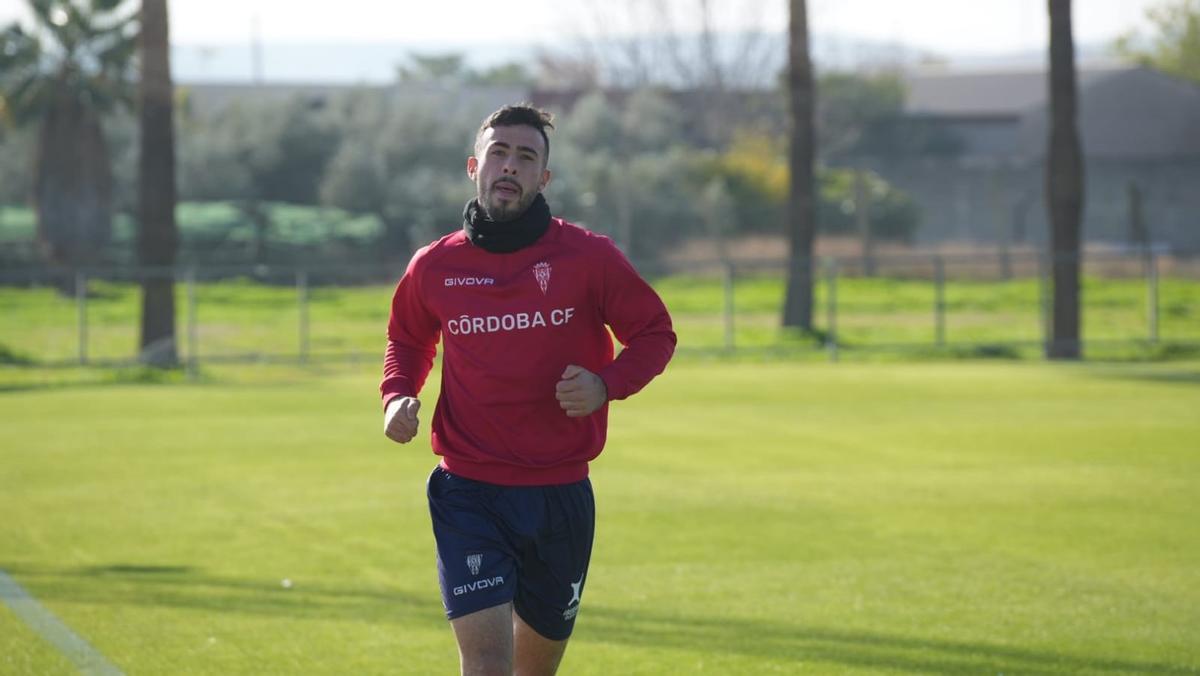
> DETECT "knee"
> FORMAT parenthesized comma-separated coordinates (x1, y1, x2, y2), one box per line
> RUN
(459, 645, 511, 676)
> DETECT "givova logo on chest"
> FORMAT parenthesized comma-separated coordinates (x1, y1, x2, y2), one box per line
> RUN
(444, 276, 495, 287)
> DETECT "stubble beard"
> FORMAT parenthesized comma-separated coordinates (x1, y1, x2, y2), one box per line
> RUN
(479, 180, 536, 222)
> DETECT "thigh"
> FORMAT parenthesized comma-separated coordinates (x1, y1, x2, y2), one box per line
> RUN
(451, 602, 513, 676)
(513, 478, 596, 642)
(427, 467, 518, 620)
(513, 609, 568, 676)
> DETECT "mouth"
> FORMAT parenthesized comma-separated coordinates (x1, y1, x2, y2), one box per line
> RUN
(491, 180, 521, 199)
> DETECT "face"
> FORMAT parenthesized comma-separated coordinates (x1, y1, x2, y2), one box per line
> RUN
(467, 124, 551, 221)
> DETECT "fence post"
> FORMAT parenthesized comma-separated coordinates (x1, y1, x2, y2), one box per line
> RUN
(298, 269, 310, 363)
(1147, 251, 1159, 345)
(186, 267, 198, 380)
(1037, 250, 1050, 354)
(721, 261, 735, 352)
(826, 258, 839, 362)
(75, 271, 88, 365)
(934, 255, 946, 348)
(855, 170, 874, 277)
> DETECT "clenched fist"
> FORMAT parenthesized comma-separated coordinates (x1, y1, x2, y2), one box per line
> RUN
(555, 364, 607, 418)
(384, 396, 421, 443)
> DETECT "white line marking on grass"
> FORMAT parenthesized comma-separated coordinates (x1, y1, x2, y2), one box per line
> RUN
(0, 569, 123, 675)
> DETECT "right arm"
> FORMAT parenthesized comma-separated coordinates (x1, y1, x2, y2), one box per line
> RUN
(380, 250, 441, 444)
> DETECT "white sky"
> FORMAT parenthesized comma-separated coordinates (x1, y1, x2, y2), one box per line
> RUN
(0, 0, 1160, 54)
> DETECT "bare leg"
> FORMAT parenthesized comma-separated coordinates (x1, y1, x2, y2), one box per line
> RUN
(512, 609, 569, 676)
(450, 603, 513, 676)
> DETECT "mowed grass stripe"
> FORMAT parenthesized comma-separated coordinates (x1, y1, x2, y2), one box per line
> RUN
(0, 598, 78, 675)
(0, 360, 1198, 674)
(0, 569, 123, 675)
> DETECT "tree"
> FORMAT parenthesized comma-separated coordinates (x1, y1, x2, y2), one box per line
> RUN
(173, 96, 341, 264)
(1114, 0, 1200, 83)
(1046, 0, 1084, 360)
(320, 95, 476, 260)
(697, 133, 919, 243)
(0, 0, 137, 270)
(253, 100, 341, 205)
(559, 0, 777, 147)
(180, 98, 339, 206)
(782, 0, 817, 330)
(552, 90, 697, 260)
(395, 52, 535, 87)
(567, 0, 776, 90)
(0, 126, 33, 205)
(817, 71, 905, 160)
(817, 71, 962, 161)
(465, 62, 535, 87)
(396, 53, 465, 82)
(137, 0, 177, 366)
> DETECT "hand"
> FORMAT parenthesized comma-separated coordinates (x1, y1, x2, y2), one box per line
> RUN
(384, 396, 421, 443)
(555, 365, 607, 418)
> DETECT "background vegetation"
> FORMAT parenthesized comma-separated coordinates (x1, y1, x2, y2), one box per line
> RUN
(0, 69, 926, 270)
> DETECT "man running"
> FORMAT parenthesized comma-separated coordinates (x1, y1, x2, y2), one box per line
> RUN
(381, 103, 676, 675)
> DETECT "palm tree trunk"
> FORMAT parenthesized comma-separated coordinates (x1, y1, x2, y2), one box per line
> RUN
(1046, 0, 1084, 359)
(137, 0, 179, 367)
(782, 0, 817, 329)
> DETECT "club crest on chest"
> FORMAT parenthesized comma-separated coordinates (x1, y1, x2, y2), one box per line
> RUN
(532, 262, 552, 295)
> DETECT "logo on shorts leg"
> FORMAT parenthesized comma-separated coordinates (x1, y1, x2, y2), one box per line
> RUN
(452, 576, 504, 596)
(466, 554, 482, 576)
(562, 574, 584, 620)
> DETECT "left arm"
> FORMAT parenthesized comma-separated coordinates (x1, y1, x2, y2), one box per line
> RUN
(554, 239, 676, 417)
(595, 241, 677, 401)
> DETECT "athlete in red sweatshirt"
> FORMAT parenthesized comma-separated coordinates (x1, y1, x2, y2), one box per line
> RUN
(381, 104, 675, 675)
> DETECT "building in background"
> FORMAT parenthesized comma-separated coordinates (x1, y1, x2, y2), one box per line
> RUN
(873, 65, 1200, 252)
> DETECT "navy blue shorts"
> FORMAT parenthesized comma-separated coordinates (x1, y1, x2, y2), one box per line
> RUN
(426, 466, 595, 641)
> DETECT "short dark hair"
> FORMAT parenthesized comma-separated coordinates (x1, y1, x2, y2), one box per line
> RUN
(475, 104, 555, 165)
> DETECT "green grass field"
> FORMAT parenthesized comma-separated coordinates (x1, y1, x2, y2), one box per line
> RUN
(2, 359, 1198, 674)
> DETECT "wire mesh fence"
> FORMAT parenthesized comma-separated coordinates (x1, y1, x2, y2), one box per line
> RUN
(1, 249, 1197, 370)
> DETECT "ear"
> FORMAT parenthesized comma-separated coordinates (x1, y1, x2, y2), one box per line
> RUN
(466, 156, 479, 180)
(539, 169, 552, 192)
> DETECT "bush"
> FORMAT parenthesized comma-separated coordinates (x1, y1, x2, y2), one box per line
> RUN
(816, 168, 921, 242)
(695, 133, 921, 242)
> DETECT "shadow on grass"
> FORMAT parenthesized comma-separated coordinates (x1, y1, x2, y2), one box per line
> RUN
(4, 562, 1194, 673)
(0, 561, 438, 626)
(0, 342, 35, 366)
(0, 378, 116, 394)
(1084, 365, 1200, 388)
(0, 365, 209, 394)
(578, 604, 1195, 675)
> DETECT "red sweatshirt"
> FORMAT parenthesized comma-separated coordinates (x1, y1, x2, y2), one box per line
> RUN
(381, 218, 676, 486)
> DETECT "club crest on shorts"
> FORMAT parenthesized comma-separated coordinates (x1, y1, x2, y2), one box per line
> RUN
(466, 554, 482, 576)
(532, 262, 551, 295)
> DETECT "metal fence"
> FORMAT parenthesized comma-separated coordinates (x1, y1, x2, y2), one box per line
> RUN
(1, 249, 1198, 371)
(656, 248, 1199, 360)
